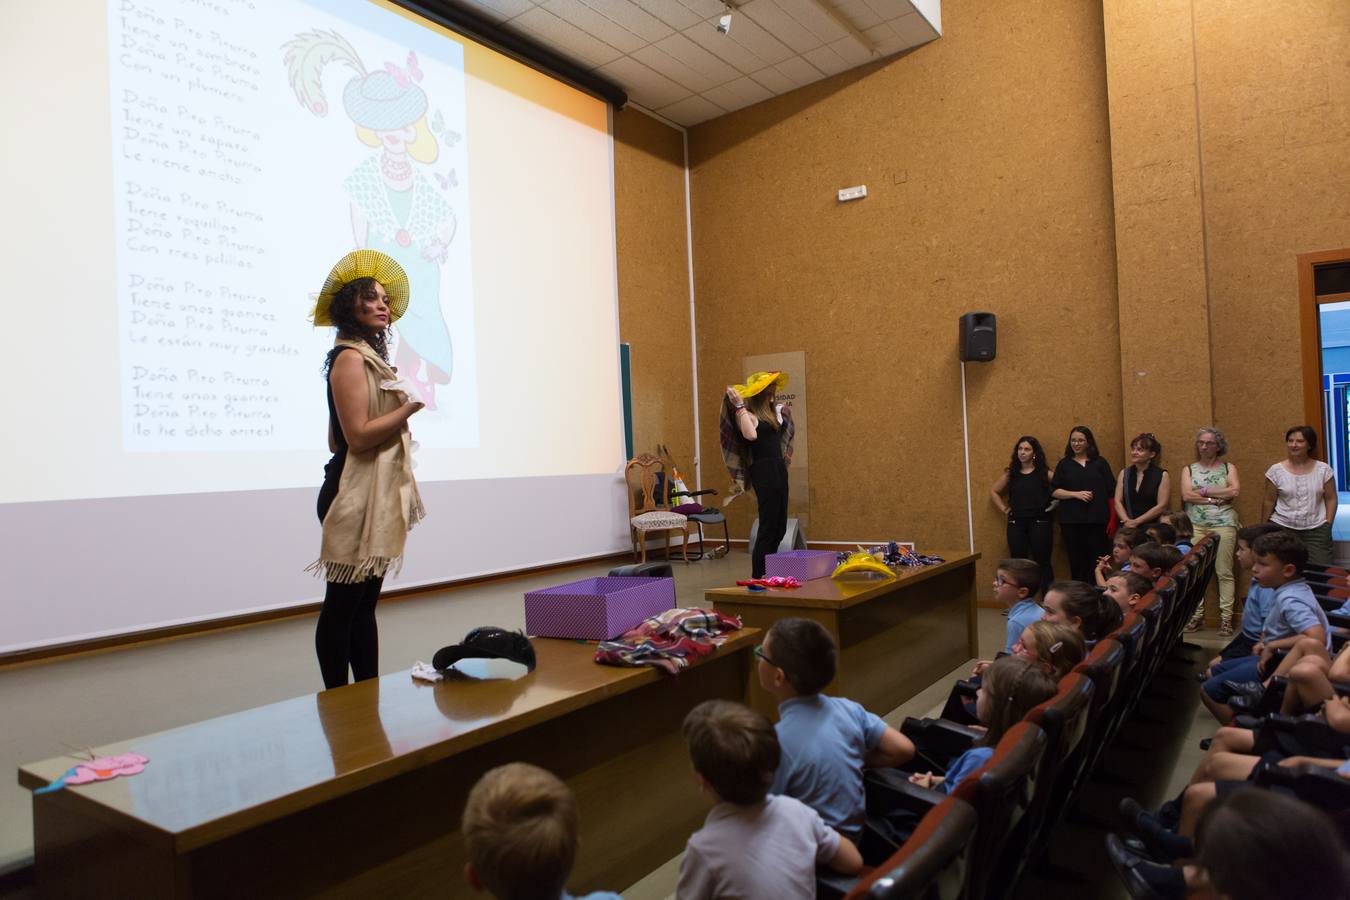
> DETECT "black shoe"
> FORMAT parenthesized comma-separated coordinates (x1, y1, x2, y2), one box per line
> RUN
(1223, 679, 1265, 707)
(1106, 834, 1187, 900)
(1199, 738, 1212, 751)
(1119, 798, 1194, 861)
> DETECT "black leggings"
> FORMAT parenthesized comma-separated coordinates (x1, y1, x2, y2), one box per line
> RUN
(1060, 522, 1109, 584)
(1006, 517, 1053, 595)
(316, 487, 382, 689)
(750, 458, 789, 579)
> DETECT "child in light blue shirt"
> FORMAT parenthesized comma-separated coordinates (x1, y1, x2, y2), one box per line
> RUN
(756, 618, 915, 844)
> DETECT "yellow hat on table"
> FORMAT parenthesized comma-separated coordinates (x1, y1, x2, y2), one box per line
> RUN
(734, 371, 787, 399)
(311, 249, 410, 326)
(831, 552, 897, 580)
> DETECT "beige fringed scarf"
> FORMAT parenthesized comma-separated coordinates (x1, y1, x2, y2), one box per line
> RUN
(307, 338, 425, 584)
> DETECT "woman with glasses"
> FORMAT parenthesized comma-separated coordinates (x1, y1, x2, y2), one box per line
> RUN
(1051, 425, 1117, 583)
(1115, 433, 1170, 530)
(1180, 427, 1241, 634)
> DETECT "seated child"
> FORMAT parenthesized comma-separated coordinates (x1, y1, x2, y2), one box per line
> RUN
(1012, 620, 1085, 680)
(1095, 527, 1145, 586)
(1160, 509, 1194, 555)
(1146, 521, 1179, 549)
(970, 558, 1043, 679)
(908, 656, 1056, 794)
(1199, 530, 1330, 725)
(758, 618, 915, 846)
(677, 699, 861, 900)
(461, 763, 622, 900)
(1104, 570, 1153, 616)
(1130, 541, 1180, 583)
(1042, 580, 1123, 644)
(1281, 639, 1350, 715)
(1109, 787, 1350, 900)
(1203, 523, 1282, 675)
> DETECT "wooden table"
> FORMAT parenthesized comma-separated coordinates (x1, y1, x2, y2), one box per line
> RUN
(18, 631, 757, 899)
(705, 552, 979, 717)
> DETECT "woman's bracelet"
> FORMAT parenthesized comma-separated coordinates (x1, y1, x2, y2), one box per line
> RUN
(734, 405, 746, 412)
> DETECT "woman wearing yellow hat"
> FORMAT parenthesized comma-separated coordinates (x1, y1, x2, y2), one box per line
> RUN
(307, 250, 427, 689)
(723, 371, 793, 578)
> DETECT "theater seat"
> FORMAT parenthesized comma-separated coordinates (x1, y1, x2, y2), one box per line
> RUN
(842, 795, 978, 900)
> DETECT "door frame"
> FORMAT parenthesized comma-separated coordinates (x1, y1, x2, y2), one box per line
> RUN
(1297, 248, 1350, 453)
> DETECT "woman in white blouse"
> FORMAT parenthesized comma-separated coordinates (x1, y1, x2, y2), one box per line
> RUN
(1261, 425, 1337, 565)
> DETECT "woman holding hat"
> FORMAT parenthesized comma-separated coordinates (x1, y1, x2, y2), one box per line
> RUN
(722, 372, 794, 578)
(309, 249, 426, 689)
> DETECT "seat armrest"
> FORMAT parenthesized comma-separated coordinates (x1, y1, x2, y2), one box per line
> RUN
(1328, 612, 1350, 629)
(1253, 763, 1350, 811)
(900, 717, 982, 769)
(864, 768, 949, 817)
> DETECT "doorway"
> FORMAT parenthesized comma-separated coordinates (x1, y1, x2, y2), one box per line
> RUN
(1300, 249, 1350, 539)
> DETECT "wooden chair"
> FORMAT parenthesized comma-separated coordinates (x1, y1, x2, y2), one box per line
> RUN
(624, 454, 691, 564)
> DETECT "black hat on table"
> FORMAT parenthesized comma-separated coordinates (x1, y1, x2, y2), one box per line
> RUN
(432, 627, 536, 672)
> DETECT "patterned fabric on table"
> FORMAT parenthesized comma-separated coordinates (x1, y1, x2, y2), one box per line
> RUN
(595, 607, 744, 674)
(632, 510, 687, 529)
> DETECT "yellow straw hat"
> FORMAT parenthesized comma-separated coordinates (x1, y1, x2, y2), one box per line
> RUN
(831, 552, 897, 580)
(735, 371, 787, 399)
(311, 249, 410, 327)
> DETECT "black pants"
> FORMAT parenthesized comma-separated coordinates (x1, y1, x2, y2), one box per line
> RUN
(316, 486, 382, 690)
(1007, 517, 1054, 594)
(750, 457, 789, 579)
(1060, 522, 1109, 584)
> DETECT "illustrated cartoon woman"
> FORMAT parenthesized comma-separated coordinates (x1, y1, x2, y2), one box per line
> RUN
(284, 30, 456, 408)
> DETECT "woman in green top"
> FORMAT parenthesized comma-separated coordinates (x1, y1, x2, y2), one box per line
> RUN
(1179, 427, 1241, 635)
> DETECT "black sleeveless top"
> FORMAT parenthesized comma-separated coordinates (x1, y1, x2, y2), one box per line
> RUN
(1007, 468, 1051, 518)
(749, 419, 783, 463)
(1122, 465, 1165, 519)
(323, 348, 353, 485)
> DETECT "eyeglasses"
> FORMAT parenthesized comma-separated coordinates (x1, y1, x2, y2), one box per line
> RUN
(753, 644, 777, 667)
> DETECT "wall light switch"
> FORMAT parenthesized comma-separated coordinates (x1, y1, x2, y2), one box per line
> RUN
(837, 185, 867, 202)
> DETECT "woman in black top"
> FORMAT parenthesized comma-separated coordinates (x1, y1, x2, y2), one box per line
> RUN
(990, 435, 1055, 594)
(1051, 425, 1117, 583)
(1114, 433, 1170, 529)
(726, 374, 789, 578)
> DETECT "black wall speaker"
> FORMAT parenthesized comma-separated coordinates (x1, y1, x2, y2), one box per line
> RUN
(958, 312, 997, 362)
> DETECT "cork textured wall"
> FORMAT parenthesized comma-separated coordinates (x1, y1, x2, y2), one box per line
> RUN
(613, 109, 696, 474)
(685, 0, 1122, 594)
(1104, 0, 1350, 618)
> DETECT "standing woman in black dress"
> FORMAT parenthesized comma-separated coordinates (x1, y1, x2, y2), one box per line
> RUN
(309, 250, 426, 689)
(1114, 432, 1170, 530)
(725, 372, 791, 579)
(1051, 425, 1117, 583)
(990, 435, 1055, 594)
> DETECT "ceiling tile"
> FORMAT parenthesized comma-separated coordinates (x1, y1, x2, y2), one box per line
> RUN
(803, 43, 851, 77)
(543, 0, 646, 53)
(828, 34, 875, 67)
(719, 10, 795, 66)
(576, 0, 675, 43)
(597, 55, 693, 108)
(774, 1, 850, 44)
(892, 11, 939, 46)
(658, 93, 727, 126)
(749, 65, 796, 94)
(683, 20, 766, 74)
(651, 31, 743, 85)
(835, 0, 883, 30)
(629, 0, 701, 30)
(677, 0, 728, 17)
(512, 7, 624, 67)
(737, 0, 822, 55)
(702, 75, 774, 112)
(774, 56, 825, 87)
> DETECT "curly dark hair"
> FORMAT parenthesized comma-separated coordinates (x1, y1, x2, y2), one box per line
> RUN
(321, 276, 392, 376)
(1006, 435, 1049, 477)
